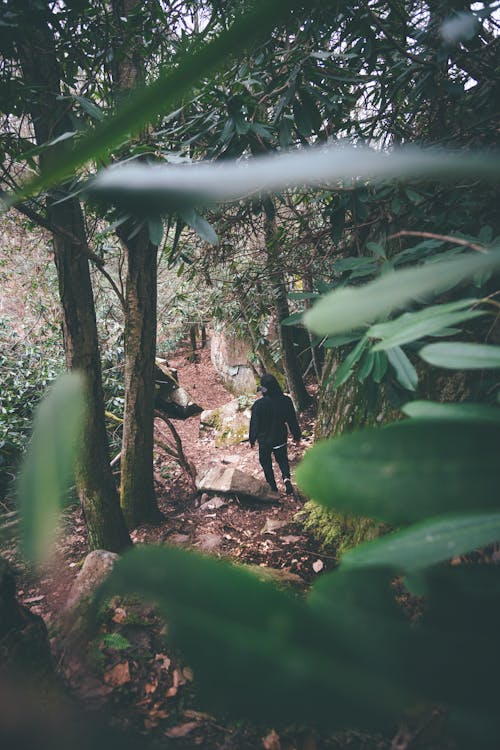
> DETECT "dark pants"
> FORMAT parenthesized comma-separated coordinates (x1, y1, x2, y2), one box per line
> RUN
(258, 442, 290, 491)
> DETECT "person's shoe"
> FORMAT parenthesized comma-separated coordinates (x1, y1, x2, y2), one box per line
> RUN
(284, 478, 293, 495)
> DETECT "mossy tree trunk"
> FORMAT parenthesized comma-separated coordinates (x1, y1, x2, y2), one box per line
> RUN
(305, 347, 397, 556)
(16, 7, 131, 552)
(111, 0, 160, 528)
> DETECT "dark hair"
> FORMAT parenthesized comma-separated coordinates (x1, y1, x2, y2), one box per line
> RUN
(260, 373, 283, 396)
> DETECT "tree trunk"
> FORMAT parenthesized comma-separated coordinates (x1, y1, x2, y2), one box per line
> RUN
(110, 0, 160, 528)
(16, 3, 131, 552)
(118, 223, 160, 528)
(264, 214, 311, 411)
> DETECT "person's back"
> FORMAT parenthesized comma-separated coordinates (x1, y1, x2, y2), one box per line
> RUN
(249, 391, 300, 447)
(249, 374, 301, 494)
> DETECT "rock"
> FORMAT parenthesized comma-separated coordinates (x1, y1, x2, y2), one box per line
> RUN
(155, 358, 202, 418)
(196, 532, 223, 551)
(65, 550, 118, 610)
(200, 496, 227, 511)
(261, 518, 289, 534)
(196, 466, 280, 503)
(200, 397, 253, 447)
(165, 533, 191, 546)
(210, 329, 257, 395)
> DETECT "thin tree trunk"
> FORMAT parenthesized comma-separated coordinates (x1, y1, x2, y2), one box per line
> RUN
(200, 324, 207, 349)
(302, 269, 321, 383)
(118, 223, 160, 527)
(111, 0, 160, 528)
(264, 214, 311, 411)
(16, 5, 131, 551)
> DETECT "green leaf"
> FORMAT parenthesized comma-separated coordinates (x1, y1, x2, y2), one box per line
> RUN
(72, 95, 105, 121)
(304, 250, 500, 336)
(147, 217, 163, 246)
(366, 241, 386, 258)
(358, 349, 375, 382)
(179, 207, 218, 244)
(372, 351, 388, 382)
(293, 99, 312, 137)
(387, 347, 418, 391)
(402, 400, 500, 423)
(281, 311, 304, 326)
(341, 513, 500, 573)
(419, 342, 500, 369)
(370, 306, 485, 351)
(332, 338, 369, 388)
(324, 332, 363, 348)
(17, 373, 86, 563)
(295, 421, 500, 525)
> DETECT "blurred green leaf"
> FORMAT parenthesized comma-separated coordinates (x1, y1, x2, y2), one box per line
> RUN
(341, 512, 500, 572)
(419, 342, 500, 369)
(304, 250, 500, 336)
(295, 421, 500, 524)
(369, 299, 483, 351)
(402, 400, 500, 423)
(17, 372, 86, 563)
(95, 545, 409, 726)
(88, 147, 500, 213)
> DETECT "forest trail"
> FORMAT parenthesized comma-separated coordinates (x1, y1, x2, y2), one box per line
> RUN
(143, 342, 324, 582)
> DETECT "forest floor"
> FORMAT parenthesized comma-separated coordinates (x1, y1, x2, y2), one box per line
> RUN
(5, 343, 389, 750)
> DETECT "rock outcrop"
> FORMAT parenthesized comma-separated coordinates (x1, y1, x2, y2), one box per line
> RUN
(155, 358, 202, 418)
(200, 397, 253, 447)
(196, 465, 280, 503)
(210, 329, 257, 396)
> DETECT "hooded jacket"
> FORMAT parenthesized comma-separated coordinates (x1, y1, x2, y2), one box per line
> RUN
(249, 392, 301, 448)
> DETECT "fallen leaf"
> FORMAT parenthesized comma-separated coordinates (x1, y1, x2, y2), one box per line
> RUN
(145, 679, 158, 695)
(280, 535, 303, 544)
(104, 661, 131, 687)
(312, 559, 324, 573)
(183, 666, 194, 682)
(112, 607, 127, 623)
(183, 710, 212, 721)
(165, 721, 198, 738)
(262, 728, 281, 750)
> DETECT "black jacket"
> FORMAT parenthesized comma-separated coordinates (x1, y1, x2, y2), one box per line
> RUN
(249, 393, 301, 448)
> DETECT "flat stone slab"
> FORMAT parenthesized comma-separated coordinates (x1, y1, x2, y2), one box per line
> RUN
(196, 465, 280, 503)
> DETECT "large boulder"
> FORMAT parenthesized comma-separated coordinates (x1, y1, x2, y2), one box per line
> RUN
(210, 329, 257, 396)
(200, 397, 252, 447)
(196, 465, 279, 503)
(155, 358, 202, 418)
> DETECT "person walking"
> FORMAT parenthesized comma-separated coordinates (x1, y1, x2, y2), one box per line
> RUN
(249, 373, 302, 495)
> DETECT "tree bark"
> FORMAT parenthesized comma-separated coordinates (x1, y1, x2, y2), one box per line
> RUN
(118, 223, 160, 527)
(264, 214, 311, 411)
(110, 0, 160, 527)
(15, 3, 131, 552)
